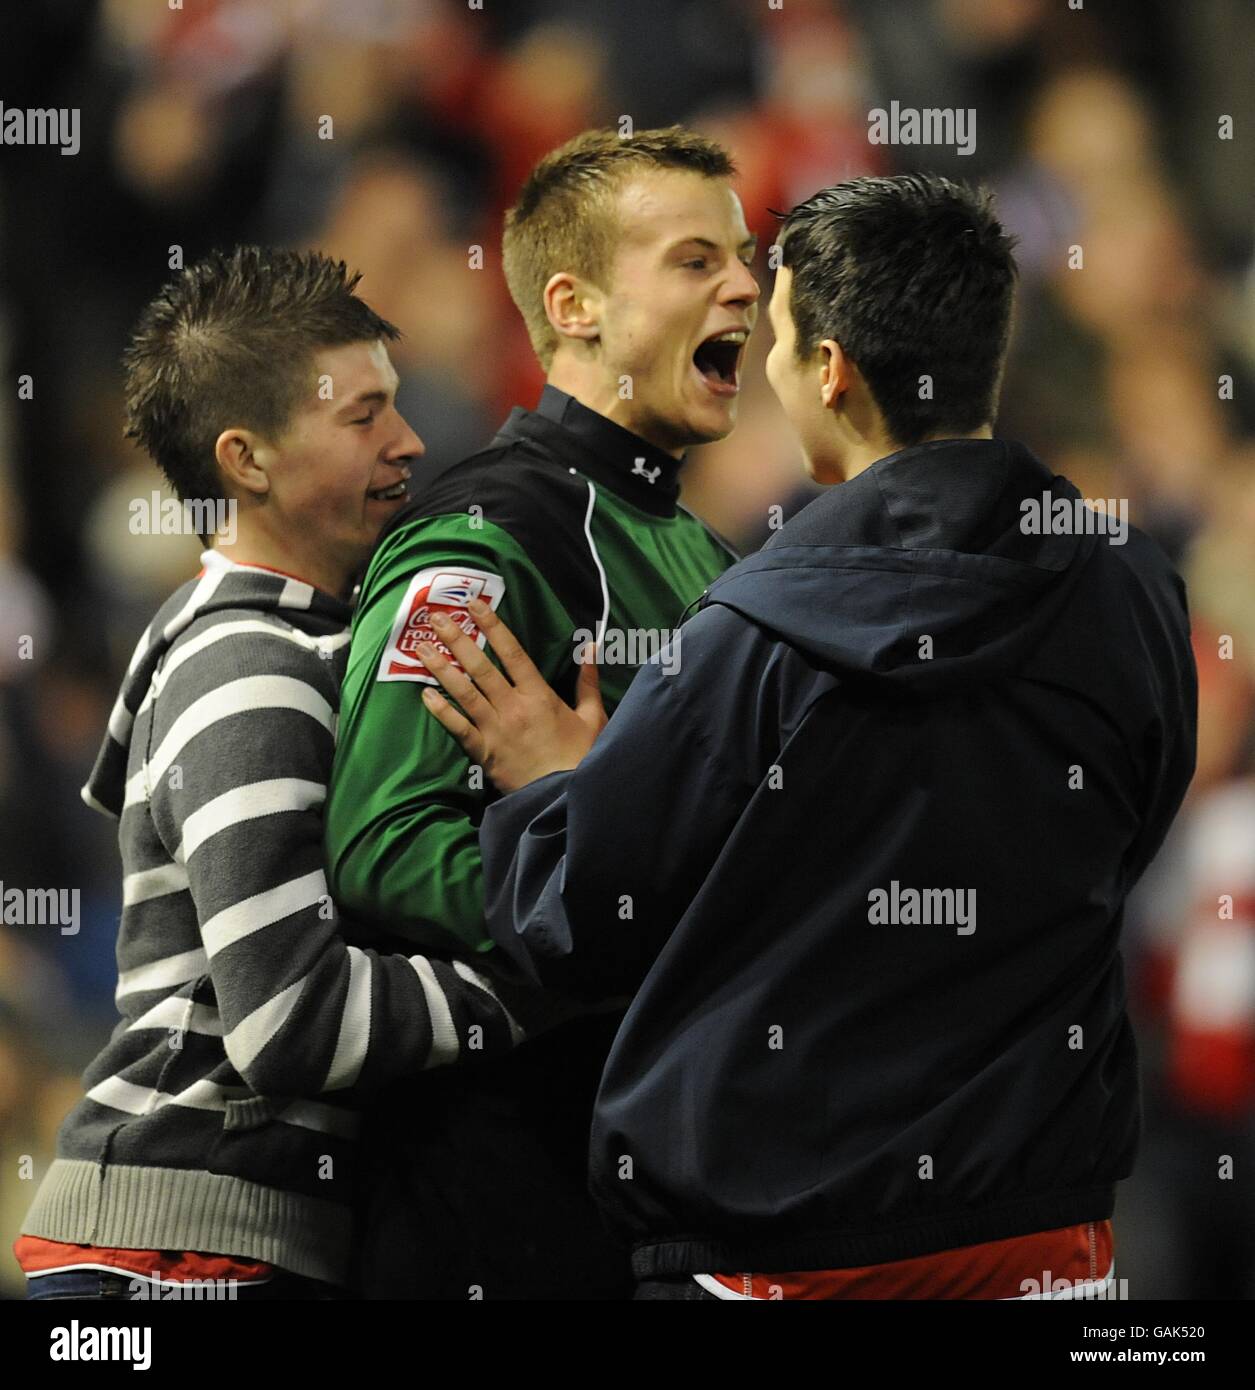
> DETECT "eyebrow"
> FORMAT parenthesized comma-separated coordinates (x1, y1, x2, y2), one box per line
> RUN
(335, 388, 390, 418)
(668, 234, 759, 257)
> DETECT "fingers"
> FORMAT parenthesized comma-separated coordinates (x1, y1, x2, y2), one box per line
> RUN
(465, 599, 547, 693)
(415, 635, 494, 724)
(573, 645, 608, 733)
(420, 686, 486, 764)
(428, 612, 512, 703)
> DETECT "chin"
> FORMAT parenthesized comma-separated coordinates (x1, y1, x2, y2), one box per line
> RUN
(688, 404, 739, 447)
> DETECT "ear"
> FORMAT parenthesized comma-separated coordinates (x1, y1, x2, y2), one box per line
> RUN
(818, 339, 851, 409)
(543, 271, 602, 349)
(214, 428, 270, 499)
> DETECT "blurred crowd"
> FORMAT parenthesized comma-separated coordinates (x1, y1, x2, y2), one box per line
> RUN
(1, 0, 1252, 1298)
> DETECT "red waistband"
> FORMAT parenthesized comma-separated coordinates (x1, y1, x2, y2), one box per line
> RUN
(15, 1235, 274, 1284)
(702, 1219, 1114, 1299)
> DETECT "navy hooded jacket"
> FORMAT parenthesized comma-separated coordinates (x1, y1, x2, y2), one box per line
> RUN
(478, 436, 1197, 1278)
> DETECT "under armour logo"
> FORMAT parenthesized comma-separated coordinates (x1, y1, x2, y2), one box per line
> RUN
(632, 458, 661, 485)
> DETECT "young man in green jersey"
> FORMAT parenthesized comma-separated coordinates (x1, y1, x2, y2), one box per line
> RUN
(323, 126, 759, 1298)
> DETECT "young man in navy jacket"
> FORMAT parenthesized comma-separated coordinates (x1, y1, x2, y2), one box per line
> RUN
(418, 174, 1198, 1300)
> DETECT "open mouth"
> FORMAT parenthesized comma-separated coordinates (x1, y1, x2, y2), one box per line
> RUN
(692, 329, 747, 397)
(368, 479, 408, 502)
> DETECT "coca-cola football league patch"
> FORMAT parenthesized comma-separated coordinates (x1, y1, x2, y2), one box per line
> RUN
(376, 565, 506, 684)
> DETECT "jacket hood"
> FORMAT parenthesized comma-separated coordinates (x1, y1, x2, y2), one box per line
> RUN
(83, 551, 352, 818)
(702, 437, 1101, 695)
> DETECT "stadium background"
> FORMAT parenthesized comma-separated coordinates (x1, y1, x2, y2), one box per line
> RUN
(1, 0, 1252, 1298)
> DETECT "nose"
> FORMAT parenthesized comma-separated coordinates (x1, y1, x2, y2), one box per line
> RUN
(723, 256, 761, 317)
(387, 409, 426, 463)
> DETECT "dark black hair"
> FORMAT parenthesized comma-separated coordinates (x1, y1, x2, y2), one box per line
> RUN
(778, 174, 1018, 446)
(124, 246, 400, 503)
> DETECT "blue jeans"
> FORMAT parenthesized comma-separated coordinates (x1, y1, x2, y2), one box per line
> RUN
(26, 1268, 342, 1300)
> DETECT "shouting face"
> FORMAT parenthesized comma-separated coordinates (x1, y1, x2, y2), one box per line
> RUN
(586, 170, 760, 454)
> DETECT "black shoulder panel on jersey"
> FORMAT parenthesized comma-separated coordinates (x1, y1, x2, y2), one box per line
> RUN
(380, 440, 606, 641)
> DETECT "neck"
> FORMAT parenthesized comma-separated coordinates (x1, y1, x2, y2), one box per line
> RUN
(546, 356, 686, 460)
(841, 423, 994, 482)
(214, 518, 354, 600)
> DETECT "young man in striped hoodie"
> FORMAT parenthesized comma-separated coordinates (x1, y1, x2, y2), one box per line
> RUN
(15, 247, 554, 1300)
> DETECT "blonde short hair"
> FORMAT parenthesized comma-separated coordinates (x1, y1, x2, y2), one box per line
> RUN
(502, 125, 736, 369)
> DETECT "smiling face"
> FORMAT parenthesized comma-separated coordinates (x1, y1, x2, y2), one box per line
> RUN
(259, 339, 424, 572)
(591, 171, 760, 453)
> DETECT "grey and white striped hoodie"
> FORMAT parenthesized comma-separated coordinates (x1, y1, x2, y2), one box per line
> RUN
(22, 550, 540, 1284)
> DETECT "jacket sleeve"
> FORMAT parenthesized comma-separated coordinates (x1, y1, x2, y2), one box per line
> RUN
(1119, 567, 1199, 894)
(479, 616, 754, 1002)
(146, 625, 562, 1099)
(324, 515, 578, 954)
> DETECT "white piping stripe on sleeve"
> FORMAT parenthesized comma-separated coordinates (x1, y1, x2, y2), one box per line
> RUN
(178, 778, 325, 863)
(126, 994, 222, 1037)
(408, 957, 459, 1067)
(115, 946, 208, 1001)
(125, 675, 334, 808)
(201, 869, 328, 959)
(451, 958, 525, 1046)
(122, 861, 190, 907)
(324, 946, 372, 1091)
(222, 974, 306, 1072)
(582, 480, 611, 649)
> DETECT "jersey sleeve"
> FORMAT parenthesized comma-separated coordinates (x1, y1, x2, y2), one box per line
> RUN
(325, 512, 577, 954)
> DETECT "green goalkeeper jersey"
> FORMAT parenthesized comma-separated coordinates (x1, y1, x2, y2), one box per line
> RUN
(325, 386, 736, 956)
